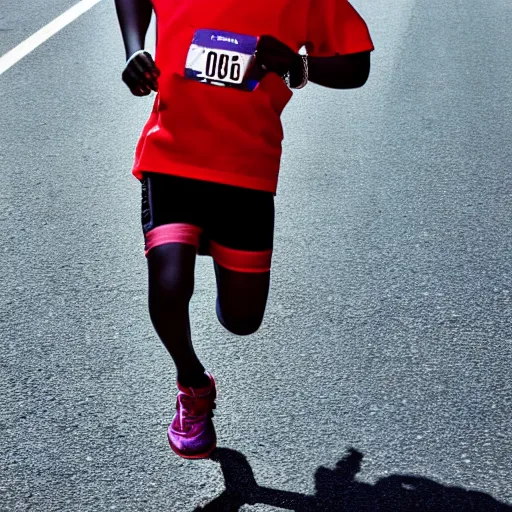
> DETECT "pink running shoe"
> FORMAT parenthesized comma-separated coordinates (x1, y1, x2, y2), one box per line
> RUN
(168, 372, 217, 459)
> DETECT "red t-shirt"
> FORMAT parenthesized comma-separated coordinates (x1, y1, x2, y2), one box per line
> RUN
(133, 0, 374, 193)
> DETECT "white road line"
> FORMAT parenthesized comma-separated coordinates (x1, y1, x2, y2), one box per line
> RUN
(0, 0, 102, 76)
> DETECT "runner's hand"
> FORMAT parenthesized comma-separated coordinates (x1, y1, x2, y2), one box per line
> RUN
(255, 35, 300, 77)
(122, 50, 160, 96)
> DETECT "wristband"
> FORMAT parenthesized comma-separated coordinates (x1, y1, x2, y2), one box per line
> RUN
(126, 49, 147, 65)
(286, 55, 308, 89)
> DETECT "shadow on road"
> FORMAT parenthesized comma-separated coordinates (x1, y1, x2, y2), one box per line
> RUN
(193, 447, 512, 511)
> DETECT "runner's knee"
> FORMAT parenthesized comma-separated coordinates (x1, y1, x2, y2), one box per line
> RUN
(153, 265, 193, 304)
(147, 244, 195, 306)
(216, 298, 264, 336)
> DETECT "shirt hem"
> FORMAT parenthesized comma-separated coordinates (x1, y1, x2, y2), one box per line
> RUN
(132, 161, 278, 194)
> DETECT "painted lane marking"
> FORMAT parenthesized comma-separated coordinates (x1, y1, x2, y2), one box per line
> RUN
(0, 0, 102, 76)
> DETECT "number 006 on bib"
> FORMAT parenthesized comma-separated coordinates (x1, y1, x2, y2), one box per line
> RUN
(185, 29, 260, 91)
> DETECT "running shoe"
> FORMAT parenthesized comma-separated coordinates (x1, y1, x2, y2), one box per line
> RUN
(168, 372, 217, 459)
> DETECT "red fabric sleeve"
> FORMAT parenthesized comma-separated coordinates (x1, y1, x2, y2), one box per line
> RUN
(306, 0, 374, 57)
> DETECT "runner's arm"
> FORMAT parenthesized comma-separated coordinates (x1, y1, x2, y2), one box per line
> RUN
(114, 0, 159, 96)
(304, 0, 374, 89)
(303, 51, 371, 89)
(114, 0, 153, 59)
(257, 36, 370, 90)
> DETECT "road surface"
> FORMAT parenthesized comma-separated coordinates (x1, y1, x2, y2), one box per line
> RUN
(1, 0, 511, 510)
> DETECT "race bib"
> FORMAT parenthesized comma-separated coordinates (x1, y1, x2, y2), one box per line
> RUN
(185, 29, 260, 91)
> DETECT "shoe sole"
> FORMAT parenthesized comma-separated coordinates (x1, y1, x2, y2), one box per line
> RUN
(167, 435, 216, 460)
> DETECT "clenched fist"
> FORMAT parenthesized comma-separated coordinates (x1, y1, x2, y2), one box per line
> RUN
(255, 35, 307, 88)
(122, 50, 160, 96)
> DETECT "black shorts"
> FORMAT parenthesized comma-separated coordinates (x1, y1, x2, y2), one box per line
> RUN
(141, 172, 275, 271)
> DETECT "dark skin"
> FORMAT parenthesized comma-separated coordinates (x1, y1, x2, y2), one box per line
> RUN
(308, 52, 371, 89)
(114, 0, 371, 94)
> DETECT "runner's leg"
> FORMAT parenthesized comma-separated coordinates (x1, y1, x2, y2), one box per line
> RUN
(147, 243, 209, 387)
(207, 183, 275, 336)
(142, 173, 210, 388)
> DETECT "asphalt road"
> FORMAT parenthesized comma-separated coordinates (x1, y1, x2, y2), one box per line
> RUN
(1, 0, 511, 511)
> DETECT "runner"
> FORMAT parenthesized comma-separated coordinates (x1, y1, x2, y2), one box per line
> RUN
(115, 0, 374, 459)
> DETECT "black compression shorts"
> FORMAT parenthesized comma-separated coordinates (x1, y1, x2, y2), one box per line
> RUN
(141, 172, 275, 270)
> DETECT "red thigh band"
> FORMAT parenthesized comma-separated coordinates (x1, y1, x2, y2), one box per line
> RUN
(144, 223, 203, 256)
(210, 240, 272, 273)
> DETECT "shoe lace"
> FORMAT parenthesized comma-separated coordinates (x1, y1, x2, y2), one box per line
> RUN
(177, 394, 216, 430)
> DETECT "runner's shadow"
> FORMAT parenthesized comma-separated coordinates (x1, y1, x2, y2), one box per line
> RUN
(194, 447, 512, 511)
